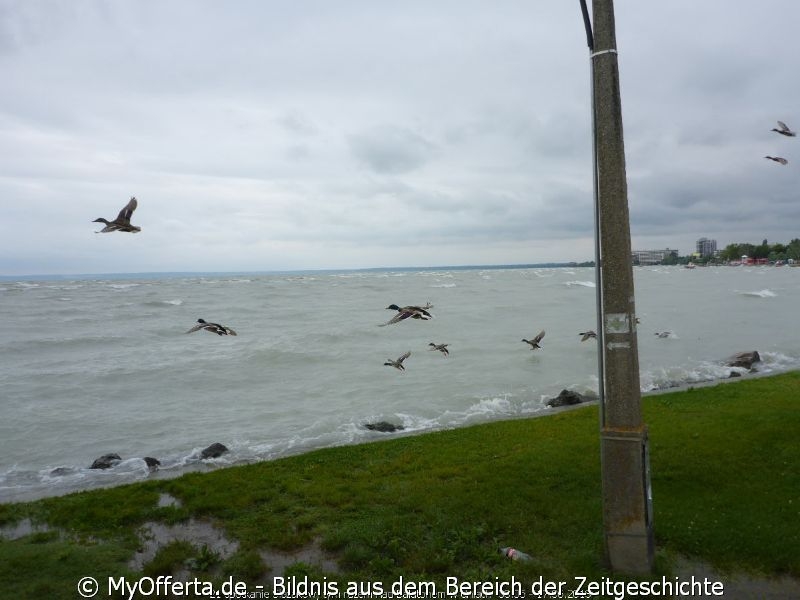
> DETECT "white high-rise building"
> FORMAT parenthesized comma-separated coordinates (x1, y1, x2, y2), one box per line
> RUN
(696, 237, 717, 257)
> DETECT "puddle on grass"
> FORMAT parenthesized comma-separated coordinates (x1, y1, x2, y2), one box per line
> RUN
(157, 492, 182, 508)
(135, 490, 339, 576)
(0, 518, 53, 541)
(3, 493, 341, 579)
(130, 519, 239, 571)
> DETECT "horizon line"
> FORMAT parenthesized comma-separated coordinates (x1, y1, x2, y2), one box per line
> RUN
(0, 261, 596, 281)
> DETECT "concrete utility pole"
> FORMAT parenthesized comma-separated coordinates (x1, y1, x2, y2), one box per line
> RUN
(587, 0, 655, 573)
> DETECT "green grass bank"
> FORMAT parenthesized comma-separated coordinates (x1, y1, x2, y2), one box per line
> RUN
(1, 372, 798, 598)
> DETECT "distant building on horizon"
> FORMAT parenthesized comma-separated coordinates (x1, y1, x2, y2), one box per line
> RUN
(696, 237, 717, 257)
(631, 248, 679, 265)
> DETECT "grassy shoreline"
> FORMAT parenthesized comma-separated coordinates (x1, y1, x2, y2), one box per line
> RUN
(1, 372, 799, 598)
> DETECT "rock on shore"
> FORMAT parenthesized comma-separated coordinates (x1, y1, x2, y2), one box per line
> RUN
(89, 453, 122, 470)
(726, 351, 761, 370)
(200, 443, 229, 459)
(546, 389, 593, 408)
(364, 421, 405, 433)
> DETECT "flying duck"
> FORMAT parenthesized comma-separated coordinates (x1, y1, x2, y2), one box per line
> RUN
(428, 342, 450, 356)
(771, 121, 796, 137)
(379, 303, 433, 326)
(654, 331, 671, 338)
(384, 351, 411, 371)
(579, 330, 597, 342)
(186, 319, 237, 336)
(93, 197, 141, 233)
(765, 156, 789, 165)
(522, 330, 545, 350)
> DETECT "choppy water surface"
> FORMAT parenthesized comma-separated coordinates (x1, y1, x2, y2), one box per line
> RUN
(2, 265, 798, 501)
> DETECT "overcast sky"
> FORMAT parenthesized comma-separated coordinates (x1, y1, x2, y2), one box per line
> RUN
(2, 1, 799, 275)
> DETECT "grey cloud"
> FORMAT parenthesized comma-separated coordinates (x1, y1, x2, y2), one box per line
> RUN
(348, 126, 437, 175)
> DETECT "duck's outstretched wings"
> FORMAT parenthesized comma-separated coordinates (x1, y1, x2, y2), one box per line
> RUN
(379, 305, 433, 327)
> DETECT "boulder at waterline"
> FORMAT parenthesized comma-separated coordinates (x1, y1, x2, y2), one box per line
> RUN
(364, 421, 405, 433)
(200, 443, 229, 459)
(726, 351, 761, 370)
(89, 453, 122, 470)
(546, 389, 589, 408)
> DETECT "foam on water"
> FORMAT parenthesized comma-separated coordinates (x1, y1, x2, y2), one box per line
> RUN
(143, 298, 183, 306)
(737, 289, 777, 298)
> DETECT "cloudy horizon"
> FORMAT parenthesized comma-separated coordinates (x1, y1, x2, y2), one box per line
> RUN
(2, 1, 799, 276)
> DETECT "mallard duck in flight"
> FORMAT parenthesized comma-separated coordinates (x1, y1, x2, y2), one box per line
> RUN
(765, 156, 789, 165)
(771, 121, 796, 137)
(93, 197, 141, 233)
(379, 303, 433, 326)
(522, 330, 545, 349)
(579, 330, 597, 342)
(384, 351, 411, 371)
(186, 318, 237, 336)
(428, 342, 450, 356)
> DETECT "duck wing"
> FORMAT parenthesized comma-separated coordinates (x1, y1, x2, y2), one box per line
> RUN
(407, 305, 433, 319)
(222, 326, 237, 336)
(778, 121, 791, 133)
(115, 197, 138, 225)
(379, 311, 412, 327)
(397, 351, 411, 364)
(533, 330, 545, 344)
(185, 323, 204, 334)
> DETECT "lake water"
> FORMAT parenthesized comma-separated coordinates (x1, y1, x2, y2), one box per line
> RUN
(2, 265, 798, 502)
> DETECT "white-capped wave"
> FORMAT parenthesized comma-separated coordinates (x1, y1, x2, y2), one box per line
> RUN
(640, 362, 735, 392)
(753, 351, 800, 373)
(107, 283, 140, 290)
(738, 289, 777, 298)
(565, 280, 596, 288)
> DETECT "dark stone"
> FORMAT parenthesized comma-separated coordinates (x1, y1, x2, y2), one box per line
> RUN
(728, 371, 742, 378)
(364, 421, 405, 433)
(546, 389, 587, 408)
(726, 351, 761, 370)
(143, 457, 161, 470)
(200, 443, 228, 459)
(90, 453, 121, 470)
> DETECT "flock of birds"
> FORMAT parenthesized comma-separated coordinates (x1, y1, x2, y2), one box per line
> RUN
(764, 120, 795, 165)
(379, 302, 604, 371)
(378, 303, 450, 371)
(91, 199, 679, 369)
(377, 305, 676, 371)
